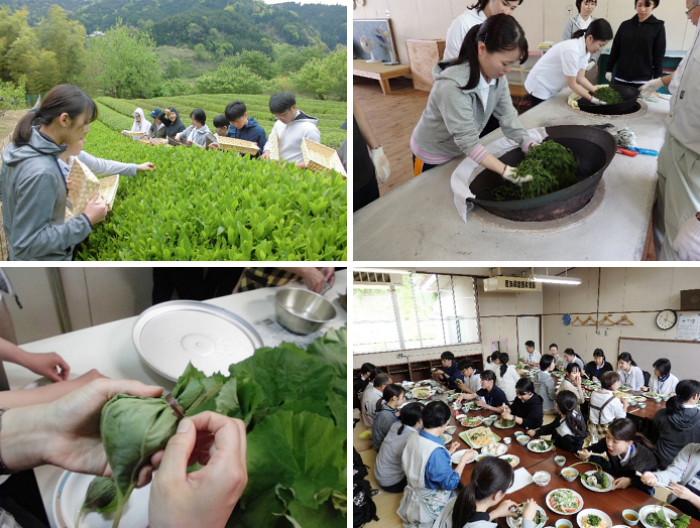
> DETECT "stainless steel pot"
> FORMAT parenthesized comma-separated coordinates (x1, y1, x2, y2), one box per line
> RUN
(274, 288, 337, 335)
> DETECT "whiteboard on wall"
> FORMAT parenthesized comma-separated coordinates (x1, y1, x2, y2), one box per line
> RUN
(618, 337, 700, 375)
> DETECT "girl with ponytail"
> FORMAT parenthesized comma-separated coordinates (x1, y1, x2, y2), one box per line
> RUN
(372, 384, 406, 451)
(0, 84, 109, 260)
(375, 402, 423, 492)
(653, 379, 700, 469)
(527, 390, 588, 452)
(434, 456, 539, 528)
(579, 417, 657, 491)
(411, 14, 538, 186)
(525, 18, 613, 107)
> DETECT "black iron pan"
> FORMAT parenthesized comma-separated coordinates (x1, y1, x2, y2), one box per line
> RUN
(578, 85, 640, 115)
(467, 125, 616, 222)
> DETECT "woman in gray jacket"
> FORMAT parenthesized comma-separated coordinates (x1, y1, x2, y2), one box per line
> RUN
(372, 383, 406, 451)
(534, 354, 558, 414)
(0, 84, 110, 260)
(642, 443, 700, 519)
(411, 14, 537, 185)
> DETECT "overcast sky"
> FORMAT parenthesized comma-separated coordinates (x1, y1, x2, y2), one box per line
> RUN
(264, 0, 345, 5)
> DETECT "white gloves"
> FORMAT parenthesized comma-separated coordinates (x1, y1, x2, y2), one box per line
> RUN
(639, 77, 664, 98)
(590, 97, 608, 106)
(672, 212, 700, 261)
(502, 166, 533, 186)
(586, 60, 596, 71)
(605, 72, 612, 82)
(369, 146, 391, 184)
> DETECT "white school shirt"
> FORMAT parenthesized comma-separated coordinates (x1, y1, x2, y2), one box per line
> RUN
(477, 74, 497, 110)
(617, 366, 645, 391)
(527, 350, 541, 364)
(525, 37, 590, 100)
(444, 8, 487, 62)
(589, 389, 626, 425)
(649, 373, 679, 395)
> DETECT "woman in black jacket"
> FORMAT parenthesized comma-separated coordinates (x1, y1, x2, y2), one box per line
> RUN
(585, 348, 614, 381)
(579, 418, 658, 492)
(653, 379, 700, 469)
(605, 0, 666, 88)
(527, 390, 588, 453)
(501, 378, 544, 430)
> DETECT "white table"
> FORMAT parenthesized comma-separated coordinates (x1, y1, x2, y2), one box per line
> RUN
(354, 90, 670, 260)
(4, 270, 347, 528)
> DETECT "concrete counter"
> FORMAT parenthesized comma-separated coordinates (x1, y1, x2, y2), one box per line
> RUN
(354, 89, 670, 261)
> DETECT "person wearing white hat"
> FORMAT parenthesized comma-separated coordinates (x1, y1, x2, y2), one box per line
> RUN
(121, 108, 151, 140)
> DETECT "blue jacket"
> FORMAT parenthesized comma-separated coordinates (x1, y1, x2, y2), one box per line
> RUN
(440, 361, 464, 390)
(227, 118, 267, 157)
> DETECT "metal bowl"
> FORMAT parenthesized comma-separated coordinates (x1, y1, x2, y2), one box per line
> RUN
(274, 288, 337, 335)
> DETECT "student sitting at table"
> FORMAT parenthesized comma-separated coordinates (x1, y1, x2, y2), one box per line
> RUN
(527, 390, 588, 452)
(585, 348, 613, 381)
(436, 351, 465, 390)
(483, 351, 500, 375)
(456, 370, 509, 413)
(361, 372, 392, 428)
(579, 417, 658, 492)
(523, 340, 541, 367)
(534, 354, 558, 415)
(653, 379, 700, 470)
(354, 362, 376, 409)
(642, 444, 700, 520)
(549, 343, 565, 370)
(617, 352, 645, 391)
(588, 371, 629, 443)
(563, 348, 585, 372)
(398, 400, 475, 528)
(375, 402, 425, 493)
(456, 359, 482, 394)
(557, 362, 586, 406)
(434, 457, 540, 528)
(373, 383, 407, 451)
(500, 378, 543, 430)
(496, 352, 520, 402)
(641, 358, 678, 395)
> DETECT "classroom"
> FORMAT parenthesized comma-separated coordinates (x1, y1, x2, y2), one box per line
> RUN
(353, 266, 700, 528)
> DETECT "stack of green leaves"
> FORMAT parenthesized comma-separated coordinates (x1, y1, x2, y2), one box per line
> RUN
(492, 141, 579, 201)
(592, 86, 625, 105)
(80, 326, 347, 528)
(76, 117, 346, 260)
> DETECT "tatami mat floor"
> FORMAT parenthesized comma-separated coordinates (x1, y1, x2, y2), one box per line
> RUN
(353, 408, 558, 528)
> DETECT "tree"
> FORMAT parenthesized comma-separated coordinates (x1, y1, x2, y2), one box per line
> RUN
(293, 46, 346, 101)
(193, 43, 206, 61)
(228, 50, 274, 80)
(33, 50, 60, 94)
(273, 43, 327, 76)
(36, 6, 86, 85)
(0, 75, 26, 115)
(165, 58, 181, 78)
(194, 64, 263, 94)
(83, 20, 161, 98)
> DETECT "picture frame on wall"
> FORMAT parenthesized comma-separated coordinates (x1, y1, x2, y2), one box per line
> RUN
(353, 18, 399, 65)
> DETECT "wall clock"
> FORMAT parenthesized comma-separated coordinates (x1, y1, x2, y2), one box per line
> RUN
(656, 309, 678, 330)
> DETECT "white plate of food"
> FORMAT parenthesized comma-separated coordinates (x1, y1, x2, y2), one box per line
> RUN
(451, 449, 475, 465)
(482, 442, 508, 456)
(439, 433, 453, 445)
(53, 470, 150, 528)
(412, 387, 434, 399)
(577, 509, 612, 528)
(499, 454, 520, 468)
(580, 470, 614, 492)
(527, 439, 555, 453)
(461, 416, 483, 427)
(459, 427, 499, 449)
(639, 505, 679, 528)
(493, 418, 516, 429)
(546, 489, 584, 515)
(507, 503, 548, 528)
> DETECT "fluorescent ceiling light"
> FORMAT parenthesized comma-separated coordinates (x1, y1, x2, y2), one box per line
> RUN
(530, 275, 581, 285)
(353, 268, 412, 274)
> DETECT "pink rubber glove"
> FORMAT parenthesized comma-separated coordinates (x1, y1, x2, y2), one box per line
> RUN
(522, 140, 540, 153)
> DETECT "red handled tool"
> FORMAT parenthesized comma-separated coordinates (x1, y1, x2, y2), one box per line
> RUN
(616, 147, 638, 157)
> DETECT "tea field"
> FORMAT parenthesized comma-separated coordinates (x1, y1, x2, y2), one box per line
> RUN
(74, 97, 347, 261)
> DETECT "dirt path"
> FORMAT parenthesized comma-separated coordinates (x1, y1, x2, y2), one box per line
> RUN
(0, 109, 29, 141)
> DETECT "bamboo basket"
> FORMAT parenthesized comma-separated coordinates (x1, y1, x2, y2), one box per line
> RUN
(67, 159, 99, 216)
(127, 130, 148, 137)
(301, 138, 347, 177)
(138, 137, 153, 145)
(0, 203, 8, 261)
(65, 175, 120, 220)
(268, 133, 280, 161)
(215, 136, 259, 156)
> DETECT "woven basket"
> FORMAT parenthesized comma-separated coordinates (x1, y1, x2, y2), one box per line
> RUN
(138, 137, 152, 145)
(0, 202, 8, 261)
(301, 138, 346, 177)
(268, 133, 280, 161)
(215, 136, 259, 155)
(66, 174, 120, 220)
(67, 159, 100, 216)
(127, 130, 148, 137)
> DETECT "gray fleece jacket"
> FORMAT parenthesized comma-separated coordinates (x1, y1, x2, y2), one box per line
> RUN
(534, 371, 558, 412)
(434, 496, 537, 528)
(653, 443, 700, 503)
(412, 62, 531, 160)
(0, 127, 92, 261)
(181, 124, 214, 148)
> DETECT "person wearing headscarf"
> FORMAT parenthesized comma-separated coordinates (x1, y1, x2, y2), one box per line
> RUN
(164, 107, 186, 139)
(121, 108, 151, 140)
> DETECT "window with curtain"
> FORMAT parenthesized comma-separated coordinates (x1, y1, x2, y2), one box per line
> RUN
(353, 273, 480, 354)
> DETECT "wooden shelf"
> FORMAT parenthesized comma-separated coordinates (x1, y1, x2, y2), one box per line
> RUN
(353, 353, 484, 384)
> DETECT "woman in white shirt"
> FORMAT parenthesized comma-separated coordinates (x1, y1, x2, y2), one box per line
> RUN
(588, 370, 629, 443)
(121, 107, 151, 140)
(525, 19, 612, 107)
(496, 352, 520, 402)
(641, 357, 679, 395)
(617, 352, 645, 391)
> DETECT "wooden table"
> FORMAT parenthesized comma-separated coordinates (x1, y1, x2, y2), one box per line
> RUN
(353, 59, 411, 95)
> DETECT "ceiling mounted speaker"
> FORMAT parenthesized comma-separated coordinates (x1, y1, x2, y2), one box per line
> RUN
(680, 289, 700, 311)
